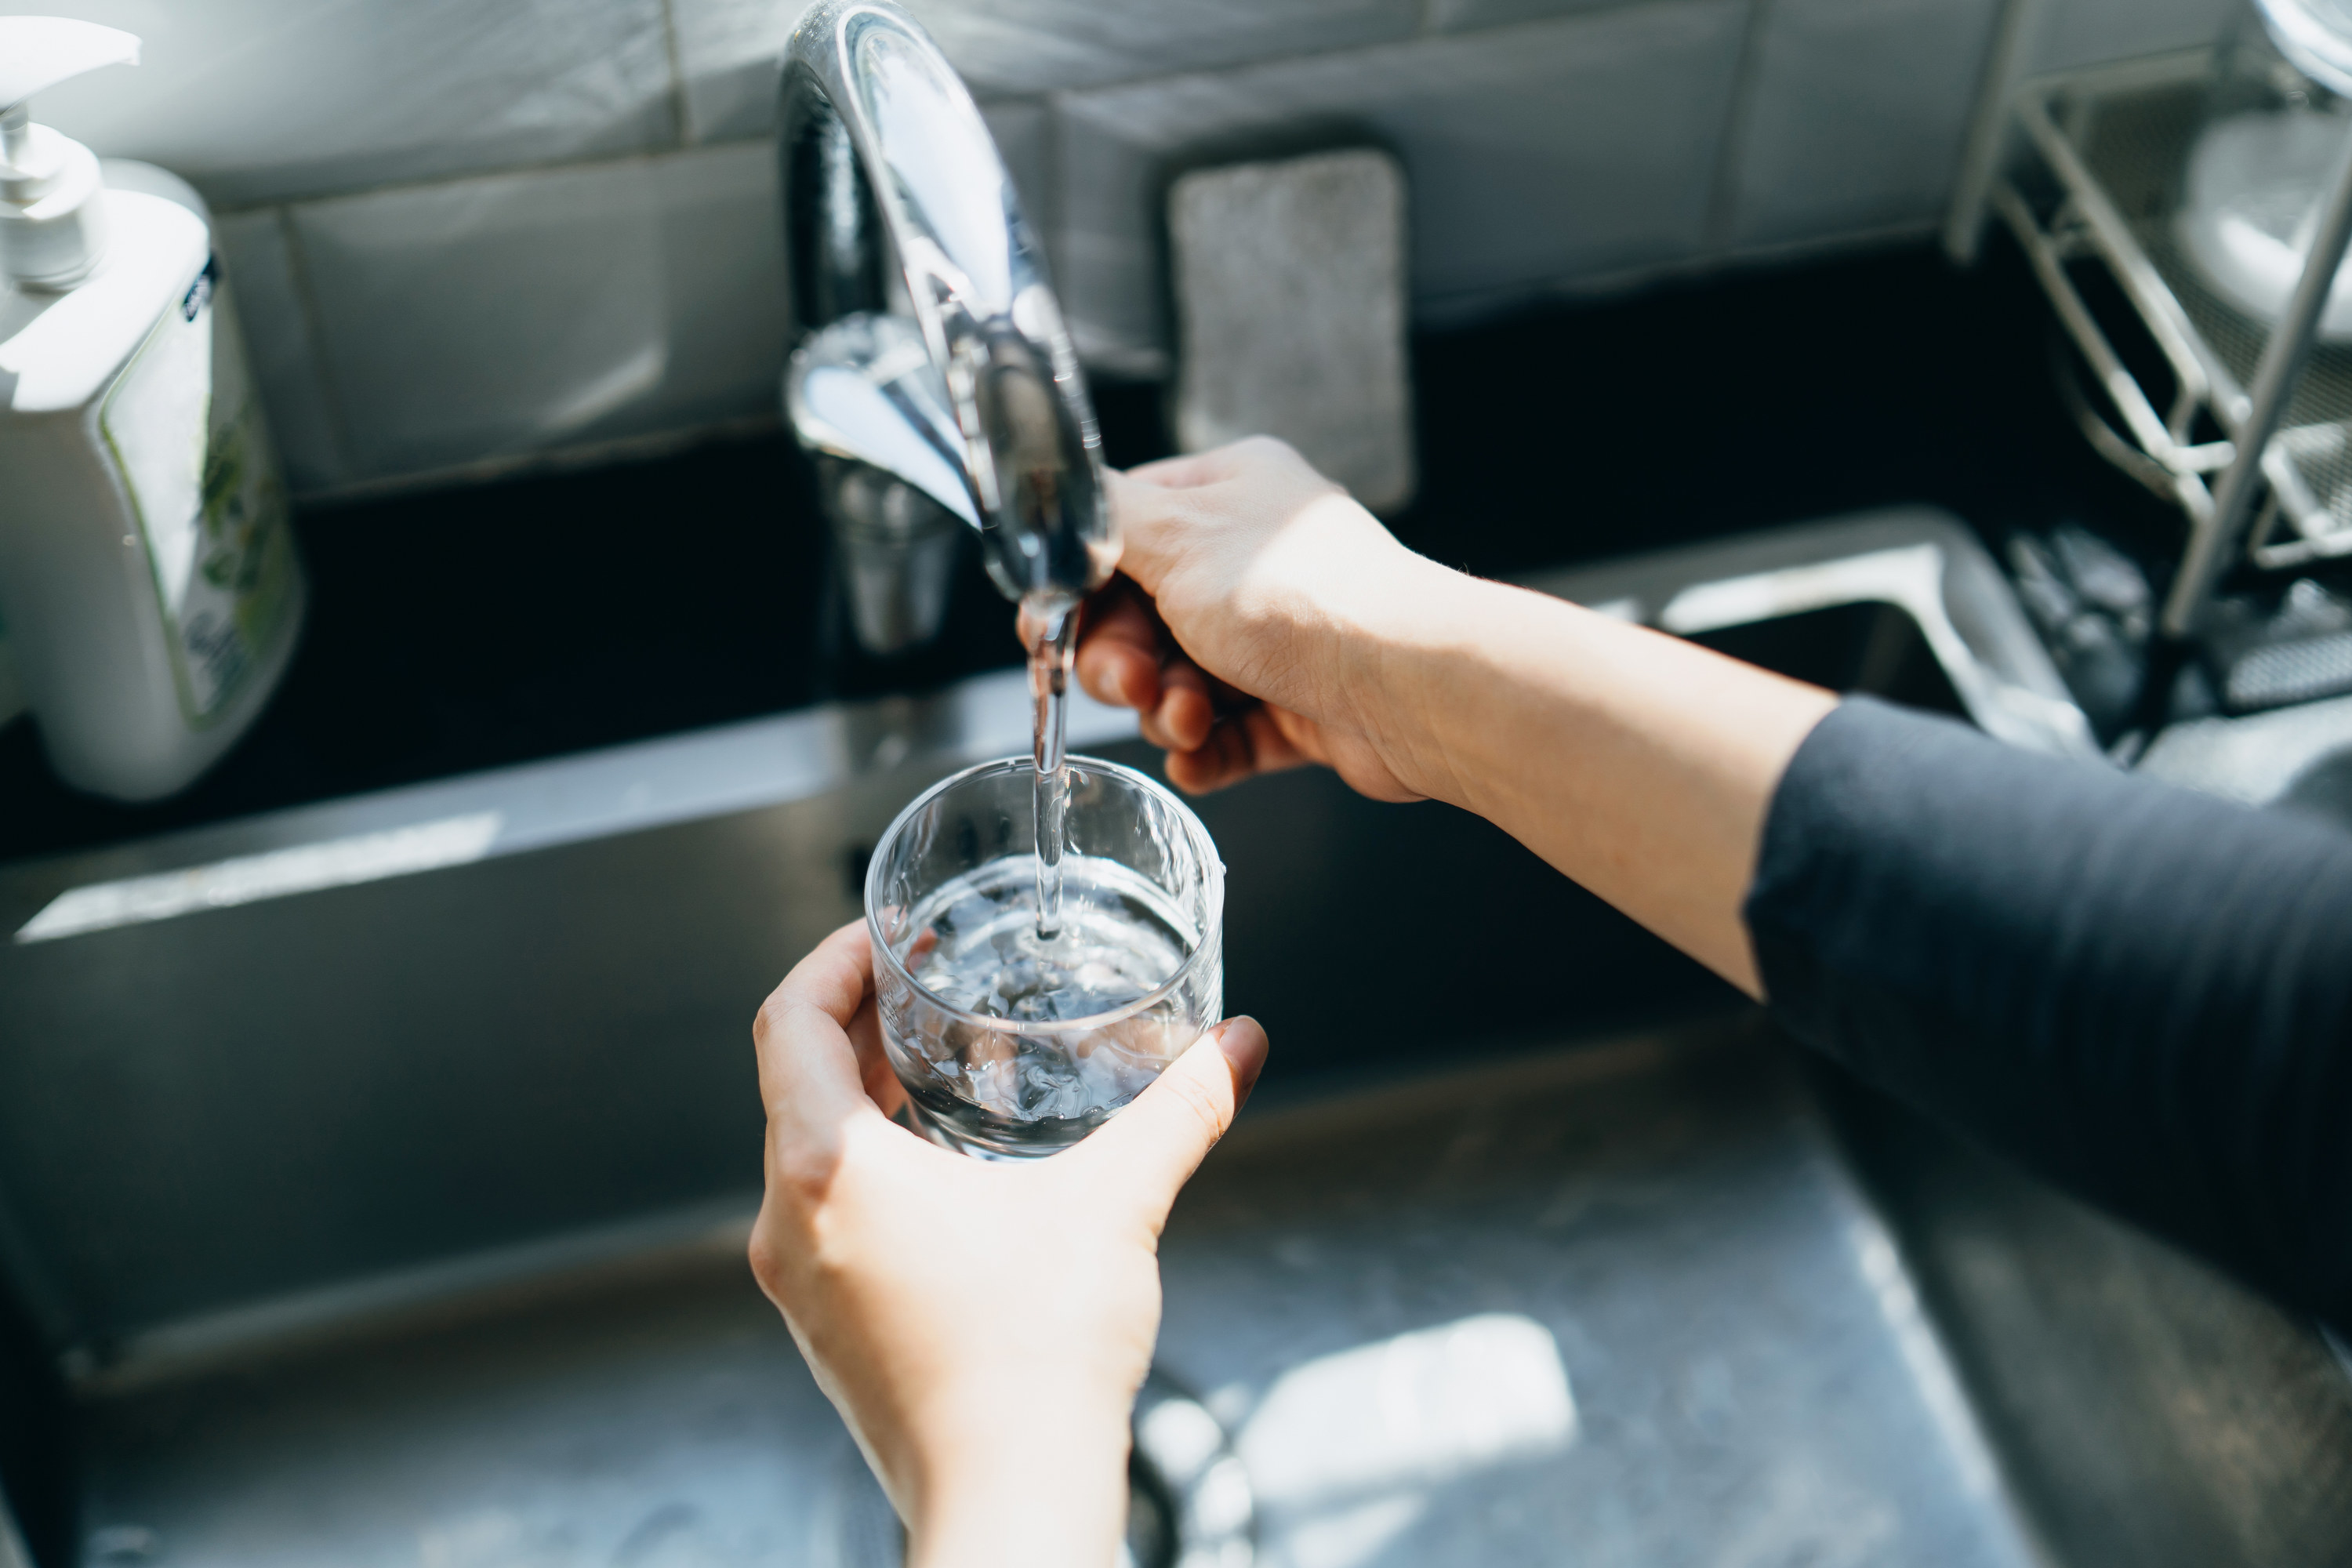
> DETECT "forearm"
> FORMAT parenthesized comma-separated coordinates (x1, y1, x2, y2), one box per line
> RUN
(1338, 560, 1835, 994)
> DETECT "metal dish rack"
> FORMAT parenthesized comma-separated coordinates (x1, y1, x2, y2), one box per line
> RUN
(1996, 49, 2352, 633)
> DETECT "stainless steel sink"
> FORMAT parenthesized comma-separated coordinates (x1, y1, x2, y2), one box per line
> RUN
(55, 1022, 2039, 1568)
(2137, 691, 2352, 837)
(3, 507, 2349, 1567)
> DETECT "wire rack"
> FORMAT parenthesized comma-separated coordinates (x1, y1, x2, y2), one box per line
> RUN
(1998, 50, 2352, 602)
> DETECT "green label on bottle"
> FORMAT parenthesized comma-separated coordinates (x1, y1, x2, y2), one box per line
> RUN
(100, 255, 298, 725)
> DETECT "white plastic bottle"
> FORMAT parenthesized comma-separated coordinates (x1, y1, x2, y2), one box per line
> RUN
(0, 17, 305, 802)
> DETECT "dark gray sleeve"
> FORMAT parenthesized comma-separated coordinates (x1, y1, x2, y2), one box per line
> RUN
(1744, 696, 2352, 1327)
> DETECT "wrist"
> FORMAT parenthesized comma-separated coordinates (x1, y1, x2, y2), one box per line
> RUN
(1321, 551, 1496, 805)
(903, 1396, 1133, 1568)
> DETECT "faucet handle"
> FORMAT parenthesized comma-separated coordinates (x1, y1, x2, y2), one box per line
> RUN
(780, 0, 1119, 608)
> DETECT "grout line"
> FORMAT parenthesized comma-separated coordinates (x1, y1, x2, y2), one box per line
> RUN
(274, 205, 364, 485)
(658, 0, 695, 147)
(1017, 0, 1700, 100)
(274, 210, 1939, 510)
(1701, 0, 1773, 255)
(209, 0, 1697, 218)
(975, 92, 1060, 235)
(292, 413, 782, 510)
(1039, 92, 1065, 269)
(205, 140, 757, 221)
(1040, 0, 1708, 102)
(293, 213, 1936, 514)
(1412, 215, 1942, 326)
(1942, 0, 2044, 263)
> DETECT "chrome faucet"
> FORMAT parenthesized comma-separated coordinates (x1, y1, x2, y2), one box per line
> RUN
(779, 0, 1119, 654)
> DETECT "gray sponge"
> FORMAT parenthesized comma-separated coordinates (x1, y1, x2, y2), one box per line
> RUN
(1169, 148, 1416, 516)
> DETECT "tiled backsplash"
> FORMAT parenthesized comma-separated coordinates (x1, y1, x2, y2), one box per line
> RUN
(1059, 2, 1755, 368)
(8, 0, 2239, 497)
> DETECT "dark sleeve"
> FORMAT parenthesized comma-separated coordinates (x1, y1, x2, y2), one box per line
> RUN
(1744, 695, 2352, 1327)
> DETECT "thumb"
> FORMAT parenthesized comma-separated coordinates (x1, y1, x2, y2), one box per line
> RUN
(1073, 1017, 1269, 1217)
(1102, 468, 1206, 598)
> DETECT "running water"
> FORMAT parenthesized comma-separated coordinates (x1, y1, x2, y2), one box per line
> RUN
(890, 854, 1196, 1152)
(902, 858, 1189, 1025)
(875, 596, 1218, 1156)
(1028, 593, 1078, 940)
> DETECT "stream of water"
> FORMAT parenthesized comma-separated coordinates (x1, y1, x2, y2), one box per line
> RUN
(1028, 593, 1077, 940)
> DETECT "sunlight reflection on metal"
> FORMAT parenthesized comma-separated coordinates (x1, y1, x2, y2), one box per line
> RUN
(1276, 1495, 1426, 1568)
(1236, 1312, 1577, 1530)
(15, 812, 504, 942)
(1850, 1221, 1999, 1500)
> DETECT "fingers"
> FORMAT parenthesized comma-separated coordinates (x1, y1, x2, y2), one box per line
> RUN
(1072, 1017, 1269, 1220)
(1075, 583, 1220, 755)
(1145, 660, 1217, 753)
(754, 921, 886, 1140)
(1165, 706, 1315, 793)
(1100, 469, 1207, 597)
(848, 992, 908, 1117)
(1073, 583, 1164, 712)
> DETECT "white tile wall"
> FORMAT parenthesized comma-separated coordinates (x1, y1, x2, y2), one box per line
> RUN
(1428, 0, 1636, 32)
(979, 100, 1057, 241)
(292, 161, 669, 480)
(670, 0, 1421, 143)
(1056, 2, 1751, 371)
(5, 0, 676, 205)
(1726, 0, 2007, 252)
(212, 209, 350, 495)
(0, 0, 2254, 494)
(2029, 0, 2239, 74)
(639, 140, 795, 438)
(290, 144, 785, 482)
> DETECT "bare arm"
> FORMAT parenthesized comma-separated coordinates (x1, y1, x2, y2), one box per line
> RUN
(1075, 438, 1836, 995)
(749, 923, 1270, 1567)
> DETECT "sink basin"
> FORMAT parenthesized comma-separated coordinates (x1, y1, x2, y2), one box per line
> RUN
(2138, 691, 2352, 837)
(2, 507, 2347, 1566)
(55, 1022, 2035, 1568)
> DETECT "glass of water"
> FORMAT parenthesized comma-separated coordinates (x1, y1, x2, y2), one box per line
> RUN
(865, 756, 1225, 1159)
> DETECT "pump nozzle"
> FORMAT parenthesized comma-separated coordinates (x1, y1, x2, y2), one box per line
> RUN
(0, 16, 140, 289)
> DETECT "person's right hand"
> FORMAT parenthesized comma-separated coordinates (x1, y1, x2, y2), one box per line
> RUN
(1068, 437, 1440, 800)
(1068, 441, 1836, 1001)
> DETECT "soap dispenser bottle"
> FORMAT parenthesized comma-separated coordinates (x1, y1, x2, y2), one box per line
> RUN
(0, 17, 305, 803)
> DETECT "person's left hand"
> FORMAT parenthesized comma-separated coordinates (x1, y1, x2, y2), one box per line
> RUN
(749, 920, 1269, 1568)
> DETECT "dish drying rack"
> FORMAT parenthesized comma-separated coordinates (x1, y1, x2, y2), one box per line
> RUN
(1994, 49, 2352, 637)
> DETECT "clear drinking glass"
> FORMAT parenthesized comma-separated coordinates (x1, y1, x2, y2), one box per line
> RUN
(865, 755, 1225, 1159)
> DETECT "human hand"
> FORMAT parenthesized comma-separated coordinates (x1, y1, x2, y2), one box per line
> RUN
(1053, 437, 1440, 800)
(748, 920, 1270, 1568)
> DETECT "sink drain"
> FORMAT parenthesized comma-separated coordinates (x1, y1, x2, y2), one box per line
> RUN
(1131, 1375, 1255, 1568)
(818, 1374, 1254, 1568)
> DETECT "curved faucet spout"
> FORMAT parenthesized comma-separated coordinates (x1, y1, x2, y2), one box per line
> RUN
(779, 0, 1119, 612)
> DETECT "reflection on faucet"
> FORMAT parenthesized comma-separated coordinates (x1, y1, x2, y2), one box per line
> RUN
(778, 0, 1118, 654)
(787, 314, 972, 654)
(788, 314, 974, 528)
